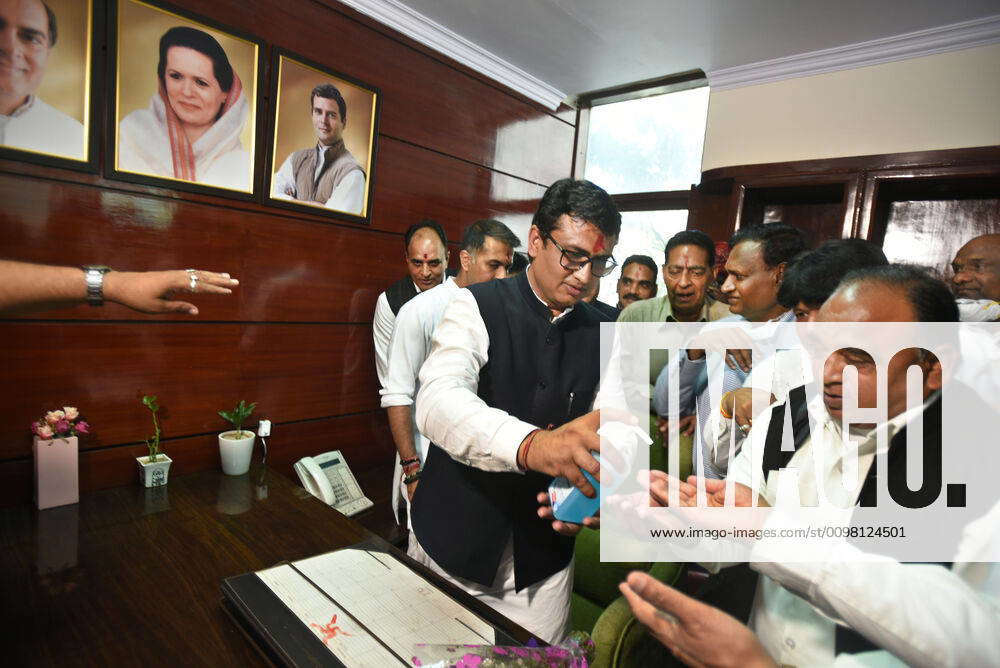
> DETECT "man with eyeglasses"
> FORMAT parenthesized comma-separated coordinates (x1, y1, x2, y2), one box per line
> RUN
(408, 178, 621, 643)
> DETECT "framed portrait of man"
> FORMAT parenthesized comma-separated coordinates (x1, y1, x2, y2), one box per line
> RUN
(107, 0, 263, 198)
(0, 0, 101, 171)
(264, 50, 380, 223)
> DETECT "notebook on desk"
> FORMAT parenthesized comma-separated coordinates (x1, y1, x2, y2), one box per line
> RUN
(222, 539, 520, 667)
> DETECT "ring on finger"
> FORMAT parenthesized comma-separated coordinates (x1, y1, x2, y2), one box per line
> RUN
(189, 272, 199, 291)
(738, 423, 750, 433)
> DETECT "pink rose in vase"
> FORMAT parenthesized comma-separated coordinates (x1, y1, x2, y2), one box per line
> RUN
(75, 421, 90, 435)
(37, 424, 54, 439)
(45, 410, 65, 425)
(55, 419, 71, 434)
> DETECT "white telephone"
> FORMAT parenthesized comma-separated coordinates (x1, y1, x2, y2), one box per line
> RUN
(294, 451, 374, 517)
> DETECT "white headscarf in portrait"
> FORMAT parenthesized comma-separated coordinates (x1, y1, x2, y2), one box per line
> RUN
(118, 72, 249, 189)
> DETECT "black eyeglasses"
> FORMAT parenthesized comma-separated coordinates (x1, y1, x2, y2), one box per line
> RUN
(543, 232, 618, 278)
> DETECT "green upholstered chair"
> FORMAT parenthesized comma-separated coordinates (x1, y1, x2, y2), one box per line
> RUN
(648, 413, 693, 479)
(570, 527, 685, 668)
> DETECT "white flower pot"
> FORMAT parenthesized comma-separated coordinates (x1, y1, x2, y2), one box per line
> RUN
(33, 436, 79, 510)
(137, 453, 172, 487)
(218, 430, 255, 475)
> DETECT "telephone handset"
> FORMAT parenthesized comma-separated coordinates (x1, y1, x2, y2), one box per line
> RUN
(294, 450, 373, 517)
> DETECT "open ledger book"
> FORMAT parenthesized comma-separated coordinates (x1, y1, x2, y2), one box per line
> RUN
(222, 542, 521, 667)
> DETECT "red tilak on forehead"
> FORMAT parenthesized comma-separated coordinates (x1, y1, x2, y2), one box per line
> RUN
(423, 253, 428, 259)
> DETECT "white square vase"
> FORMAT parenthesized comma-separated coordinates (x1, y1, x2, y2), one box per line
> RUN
(33, 435, 79, 510)
(136, 453, 172, 488)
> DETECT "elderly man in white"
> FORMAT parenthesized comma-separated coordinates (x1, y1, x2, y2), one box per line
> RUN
(0, 0, 84, 158)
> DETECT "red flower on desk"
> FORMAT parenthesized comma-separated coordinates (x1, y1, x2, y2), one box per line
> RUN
(310, 614, 351, 644)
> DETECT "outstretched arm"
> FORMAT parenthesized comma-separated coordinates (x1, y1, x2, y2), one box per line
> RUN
(0, 261, 237, 315)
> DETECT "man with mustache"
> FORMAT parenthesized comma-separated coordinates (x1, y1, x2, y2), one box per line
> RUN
(615, 254, 658, 310)
(0, 0, 84, 158)
(373, 220, 450, 391)
(271, 83, 366, 215)
(951, 234, 1000, 321)
(652, 223, 806, 477)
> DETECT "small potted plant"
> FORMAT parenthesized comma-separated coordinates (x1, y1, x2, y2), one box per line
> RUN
(218, 400, 257, 475)
(136, 395, 172, 487)
(31, 406, 91, 509)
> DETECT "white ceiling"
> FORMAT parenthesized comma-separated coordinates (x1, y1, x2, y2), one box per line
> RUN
(393, 0, 1000, 98)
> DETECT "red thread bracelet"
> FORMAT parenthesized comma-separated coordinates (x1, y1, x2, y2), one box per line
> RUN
(519, 429, 541, 471)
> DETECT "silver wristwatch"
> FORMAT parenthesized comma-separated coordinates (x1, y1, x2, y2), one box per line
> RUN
(82, 265, 112, 306)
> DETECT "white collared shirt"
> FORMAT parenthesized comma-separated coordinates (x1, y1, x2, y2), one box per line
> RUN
(379, 277, 460, 460)
(726, 394, 1000, 667)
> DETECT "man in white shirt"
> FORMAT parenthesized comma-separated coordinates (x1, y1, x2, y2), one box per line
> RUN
(372, 220, 449, 390)
(271, 83, 366, 215)
(380, 219, 519, 530)
(410, 178, 621, 643)
(0, 0, 85, 159)
(638, 265, 1000, 667)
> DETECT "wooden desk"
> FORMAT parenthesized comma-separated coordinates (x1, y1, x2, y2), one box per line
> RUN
(0, 467, 530, 665)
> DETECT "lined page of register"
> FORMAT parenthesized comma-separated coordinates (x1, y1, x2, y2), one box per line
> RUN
(256, 548, 497, 666)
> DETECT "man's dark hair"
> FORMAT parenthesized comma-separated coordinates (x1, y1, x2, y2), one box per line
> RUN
(621, 254, 657, 276)
(508, 252, 529, 276)
(158, 27, 234, 93)
(310, 83, 347, 123)
(664, 230, 715, 267)
(778, 239, 888, 308)
(41, 1, 57, 46)
(532, 178, 621, 239)
(461, 219, 520, 253)
(729, 222, 807, 268)
(840, 264, 959, 322)
(403, 219, 447, 250)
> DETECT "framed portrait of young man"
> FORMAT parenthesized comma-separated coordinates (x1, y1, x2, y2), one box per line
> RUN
(0, 0, 101, 171)
(107, 0, 263, 199)
(264, 50, 380, 223)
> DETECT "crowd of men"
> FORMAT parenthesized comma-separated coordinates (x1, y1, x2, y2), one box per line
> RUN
(372, 177, 1000, 665)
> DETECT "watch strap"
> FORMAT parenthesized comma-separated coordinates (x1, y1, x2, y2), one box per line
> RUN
(81, 265, 112, 307)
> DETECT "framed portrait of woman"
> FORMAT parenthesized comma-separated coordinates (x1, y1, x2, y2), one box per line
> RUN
(0, 0, 101, 172)
(107, 0, 263, 198)
(264, 50, 380, 224)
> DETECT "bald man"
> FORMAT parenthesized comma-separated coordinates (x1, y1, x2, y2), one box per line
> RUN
(951, 234, 1000, 320)
(0, 0, 85, 158)
(373, 220, 449, 388)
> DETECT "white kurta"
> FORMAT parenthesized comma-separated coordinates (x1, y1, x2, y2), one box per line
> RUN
(271, 144, 366, 215)
(379, 277, 460, 526)
(726, 395, 1000, 667)
(0, 96, 84, 159)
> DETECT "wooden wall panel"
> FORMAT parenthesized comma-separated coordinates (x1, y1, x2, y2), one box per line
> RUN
(3, 322, 381, 459)
(0, 0, 574, 511)
(0, 136, 546, 324)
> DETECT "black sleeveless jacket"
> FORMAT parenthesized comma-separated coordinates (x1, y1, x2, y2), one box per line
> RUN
(411, 271, 613, 589)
